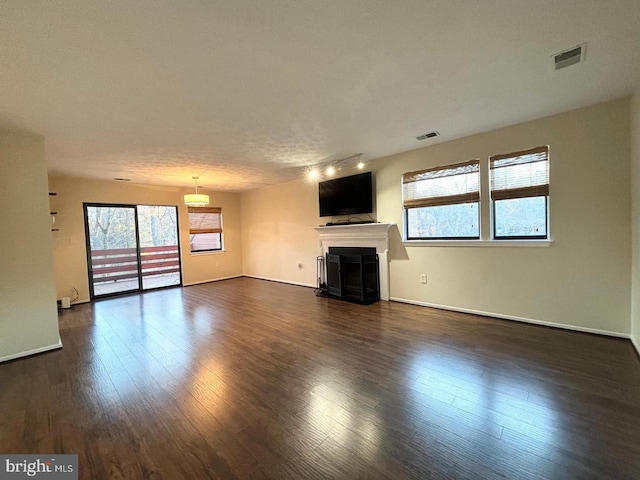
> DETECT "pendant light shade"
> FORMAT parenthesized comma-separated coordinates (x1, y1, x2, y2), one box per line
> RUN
(184, 177, 210, 206)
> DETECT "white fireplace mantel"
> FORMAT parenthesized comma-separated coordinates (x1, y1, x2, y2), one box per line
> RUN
(314, 223, 395, 300)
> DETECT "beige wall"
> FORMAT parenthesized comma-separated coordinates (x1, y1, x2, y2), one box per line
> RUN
(0, 129, 61, 361)
(241, 178, 320, 286)
(379, 98, 631, 335)
(48, 175, 243, 302)
(241, 98, 632, 335)
(631, 87, 640, 352)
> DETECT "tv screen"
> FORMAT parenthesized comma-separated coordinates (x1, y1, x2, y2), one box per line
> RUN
(318, 172, 373, 217)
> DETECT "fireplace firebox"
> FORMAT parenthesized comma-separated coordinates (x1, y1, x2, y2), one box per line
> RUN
(326, 247, 380, 304)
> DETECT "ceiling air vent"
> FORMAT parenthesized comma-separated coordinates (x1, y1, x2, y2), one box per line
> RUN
(554, 43, 586, 70)
(416, 131, 440, 141)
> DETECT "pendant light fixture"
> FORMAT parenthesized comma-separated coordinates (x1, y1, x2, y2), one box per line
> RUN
(183, 176, 210, 206)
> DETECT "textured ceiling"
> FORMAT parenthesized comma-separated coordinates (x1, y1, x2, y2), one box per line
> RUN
(1, 0, 639, 192)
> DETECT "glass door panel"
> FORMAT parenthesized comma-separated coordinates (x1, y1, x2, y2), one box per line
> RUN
(85, 205, 141, 298)
(136, 205, 181, 290)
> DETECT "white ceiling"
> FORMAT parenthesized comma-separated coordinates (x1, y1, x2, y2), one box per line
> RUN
(1, 1, 639, 192)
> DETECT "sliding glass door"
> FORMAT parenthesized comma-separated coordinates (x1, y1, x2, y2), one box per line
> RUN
(85, 205, 140, 297)
(84, 204, 181, 299)
(137, 205, 181, 291)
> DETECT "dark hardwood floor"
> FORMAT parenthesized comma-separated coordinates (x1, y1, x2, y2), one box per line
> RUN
(1, 277, 640, 479)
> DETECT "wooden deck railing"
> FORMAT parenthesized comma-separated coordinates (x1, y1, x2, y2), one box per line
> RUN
(91, 245, 180, 284)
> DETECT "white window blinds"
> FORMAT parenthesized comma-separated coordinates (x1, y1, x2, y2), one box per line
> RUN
(490, 146, 549, 201)
(402, 160, 480, 208)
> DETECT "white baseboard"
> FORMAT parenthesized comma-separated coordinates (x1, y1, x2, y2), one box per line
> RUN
(390, 297, 630, 339)
(243, 275, 316, 289)
(0, 339, 63, 364)
(631, 335, 640, 356)
(183, 275, 243, 287)
(71, 298, 90, 305)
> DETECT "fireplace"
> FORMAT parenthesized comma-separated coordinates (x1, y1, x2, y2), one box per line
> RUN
(326, 247, 379, 304)
(314, 223, 394, 301)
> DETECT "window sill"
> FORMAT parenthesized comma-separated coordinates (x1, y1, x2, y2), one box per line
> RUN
(402, 239, 552, 248)
(190, 250, 226, 256)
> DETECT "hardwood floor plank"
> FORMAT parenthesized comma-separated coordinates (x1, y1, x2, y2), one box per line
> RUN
(1, 277, 639, 479)
(500, 426, 639, 480)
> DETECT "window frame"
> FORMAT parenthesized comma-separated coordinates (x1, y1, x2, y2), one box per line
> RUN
(489, 146, 550, 241)
(402, 159, 481, 241)
(402, 146, 551, 246)
(405, 204, 481, 241)
(187, 206, 224, 254)
(491, 196, 549, 240)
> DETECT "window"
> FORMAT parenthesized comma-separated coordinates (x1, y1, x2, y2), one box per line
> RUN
(490, 146, 549, 239)
(402, 145, 550, 244)
(188, 207, 223, 253)
(403, 160, 480, 239)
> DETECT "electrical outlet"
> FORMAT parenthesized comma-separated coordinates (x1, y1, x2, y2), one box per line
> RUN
(420, 274, 427, 284)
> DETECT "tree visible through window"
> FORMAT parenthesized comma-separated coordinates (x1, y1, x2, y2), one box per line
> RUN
(402, 146, 550, 242)
(84, 204, 181, 297)
(188, 207, 223, 252)
(403, 160, 480, 239)
(490, 146, 549, 239)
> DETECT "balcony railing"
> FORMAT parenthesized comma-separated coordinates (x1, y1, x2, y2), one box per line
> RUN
(90, 245, 180, 284)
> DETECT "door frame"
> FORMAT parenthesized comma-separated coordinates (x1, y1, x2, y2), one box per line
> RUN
(83, 203, 182, 300)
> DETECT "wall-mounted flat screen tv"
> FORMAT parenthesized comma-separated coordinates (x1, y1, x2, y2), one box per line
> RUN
(318, 171, 373, 217)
